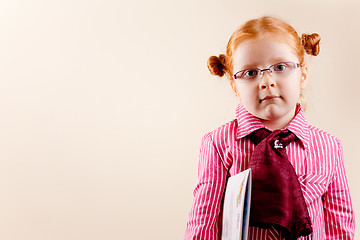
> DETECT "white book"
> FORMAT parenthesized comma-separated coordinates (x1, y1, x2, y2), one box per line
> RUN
(221, 169, 252, 240)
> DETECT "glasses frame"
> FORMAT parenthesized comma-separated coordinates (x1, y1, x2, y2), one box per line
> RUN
(233, 62, 301, 80)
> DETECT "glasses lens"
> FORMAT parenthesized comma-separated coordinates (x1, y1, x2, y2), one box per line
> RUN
(235, 69, 260, 80)
(270, 62, 298, 79)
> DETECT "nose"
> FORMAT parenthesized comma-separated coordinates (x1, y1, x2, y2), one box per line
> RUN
(259, 70, 276, 89)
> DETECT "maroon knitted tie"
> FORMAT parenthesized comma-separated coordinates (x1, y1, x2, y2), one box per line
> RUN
(248, 128, 312, 240)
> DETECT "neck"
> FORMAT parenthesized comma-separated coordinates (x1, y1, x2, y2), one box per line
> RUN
(261, 119, 291, 130)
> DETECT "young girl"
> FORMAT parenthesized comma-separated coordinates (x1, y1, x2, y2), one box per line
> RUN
(185, 16, 355, 240)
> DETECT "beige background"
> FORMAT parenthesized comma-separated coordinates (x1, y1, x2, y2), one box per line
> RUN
(0, 0, 358, 239)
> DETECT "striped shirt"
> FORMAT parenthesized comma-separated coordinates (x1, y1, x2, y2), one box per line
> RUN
(185, 104, 355, 240)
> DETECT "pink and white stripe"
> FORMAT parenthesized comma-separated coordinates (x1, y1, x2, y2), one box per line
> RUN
(185, 104, 354, 240)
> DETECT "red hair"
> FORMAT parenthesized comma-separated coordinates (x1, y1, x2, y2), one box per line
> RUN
(207, 16, 321, 80)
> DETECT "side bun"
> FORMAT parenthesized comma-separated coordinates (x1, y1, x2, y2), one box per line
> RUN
(207, 54, 227, 77)
(301, 33, 321, 56)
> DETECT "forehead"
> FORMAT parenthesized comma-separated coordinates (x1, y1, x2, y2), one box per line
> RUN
(232, 37, 299, 69)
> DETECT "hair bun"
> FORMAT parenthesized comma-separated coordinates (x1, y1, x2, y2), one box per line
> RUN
(301, 33, 321, 56)
(207, 54, 227, 77)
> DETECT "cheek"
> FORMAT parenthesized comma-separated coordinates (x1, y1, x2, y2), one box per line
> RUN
(280, 73, 302, 90)
(236, 84, 258, 102)
(281, 80, 301, 99)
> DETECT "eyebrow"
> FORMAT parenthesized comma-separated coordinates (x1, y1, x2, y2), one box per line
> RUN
(238, 58, 291, 70)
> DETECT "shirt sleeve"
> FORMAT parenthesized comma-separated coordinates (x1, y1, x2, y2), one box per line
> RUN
(185, 133, 228, 240)
(322, 139, 355, 239)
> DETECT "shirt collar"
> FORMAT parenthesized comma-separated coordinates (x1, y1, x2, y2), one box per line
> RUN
(235, 103, 310, 149)
(235, 104, 265, 139)
(286, 104, 310, 150)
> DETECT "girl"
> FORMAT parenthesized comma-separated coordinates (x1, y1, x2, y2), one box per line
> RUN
(185, 16, 355, 240)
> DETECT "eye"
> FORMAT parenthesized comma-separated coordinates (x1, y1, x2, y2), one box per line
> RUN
(273, 63, 288, 72)
(243, 69, 259, 78)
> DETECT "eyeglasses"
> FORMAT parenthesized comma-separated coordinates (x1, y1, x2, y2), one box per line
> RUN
(233, 62, 300, 81)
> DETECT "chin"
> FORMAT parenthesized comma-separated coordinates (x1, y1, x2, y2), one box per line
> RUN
(261, 105, 283, 119)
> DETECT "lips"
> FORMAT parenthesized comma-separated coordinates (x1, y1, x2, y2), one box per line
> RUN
(260, 95, 280, 102)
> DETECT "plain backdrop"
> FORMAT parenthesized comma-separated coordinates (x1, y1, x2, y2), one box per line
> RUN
(0, 0, 358, 239)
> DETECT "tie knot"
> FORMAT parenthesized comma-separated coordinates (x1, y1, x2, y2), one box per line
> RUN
(249, 128, 296, 148)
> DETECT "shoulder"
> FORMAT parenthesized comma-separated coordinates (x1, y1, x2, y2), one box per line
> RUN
(199, 119, 238, 169)
(307, 124, 342, 151)
(201, 119, 238, 149)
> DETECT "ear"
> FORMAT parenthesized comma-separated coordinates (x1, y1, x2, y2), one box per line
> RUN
(300, 64, 308, 90)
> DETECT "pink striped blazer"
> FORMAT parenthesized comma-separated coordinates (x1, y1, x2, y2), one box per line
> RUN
(185, 104, 355, 240)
